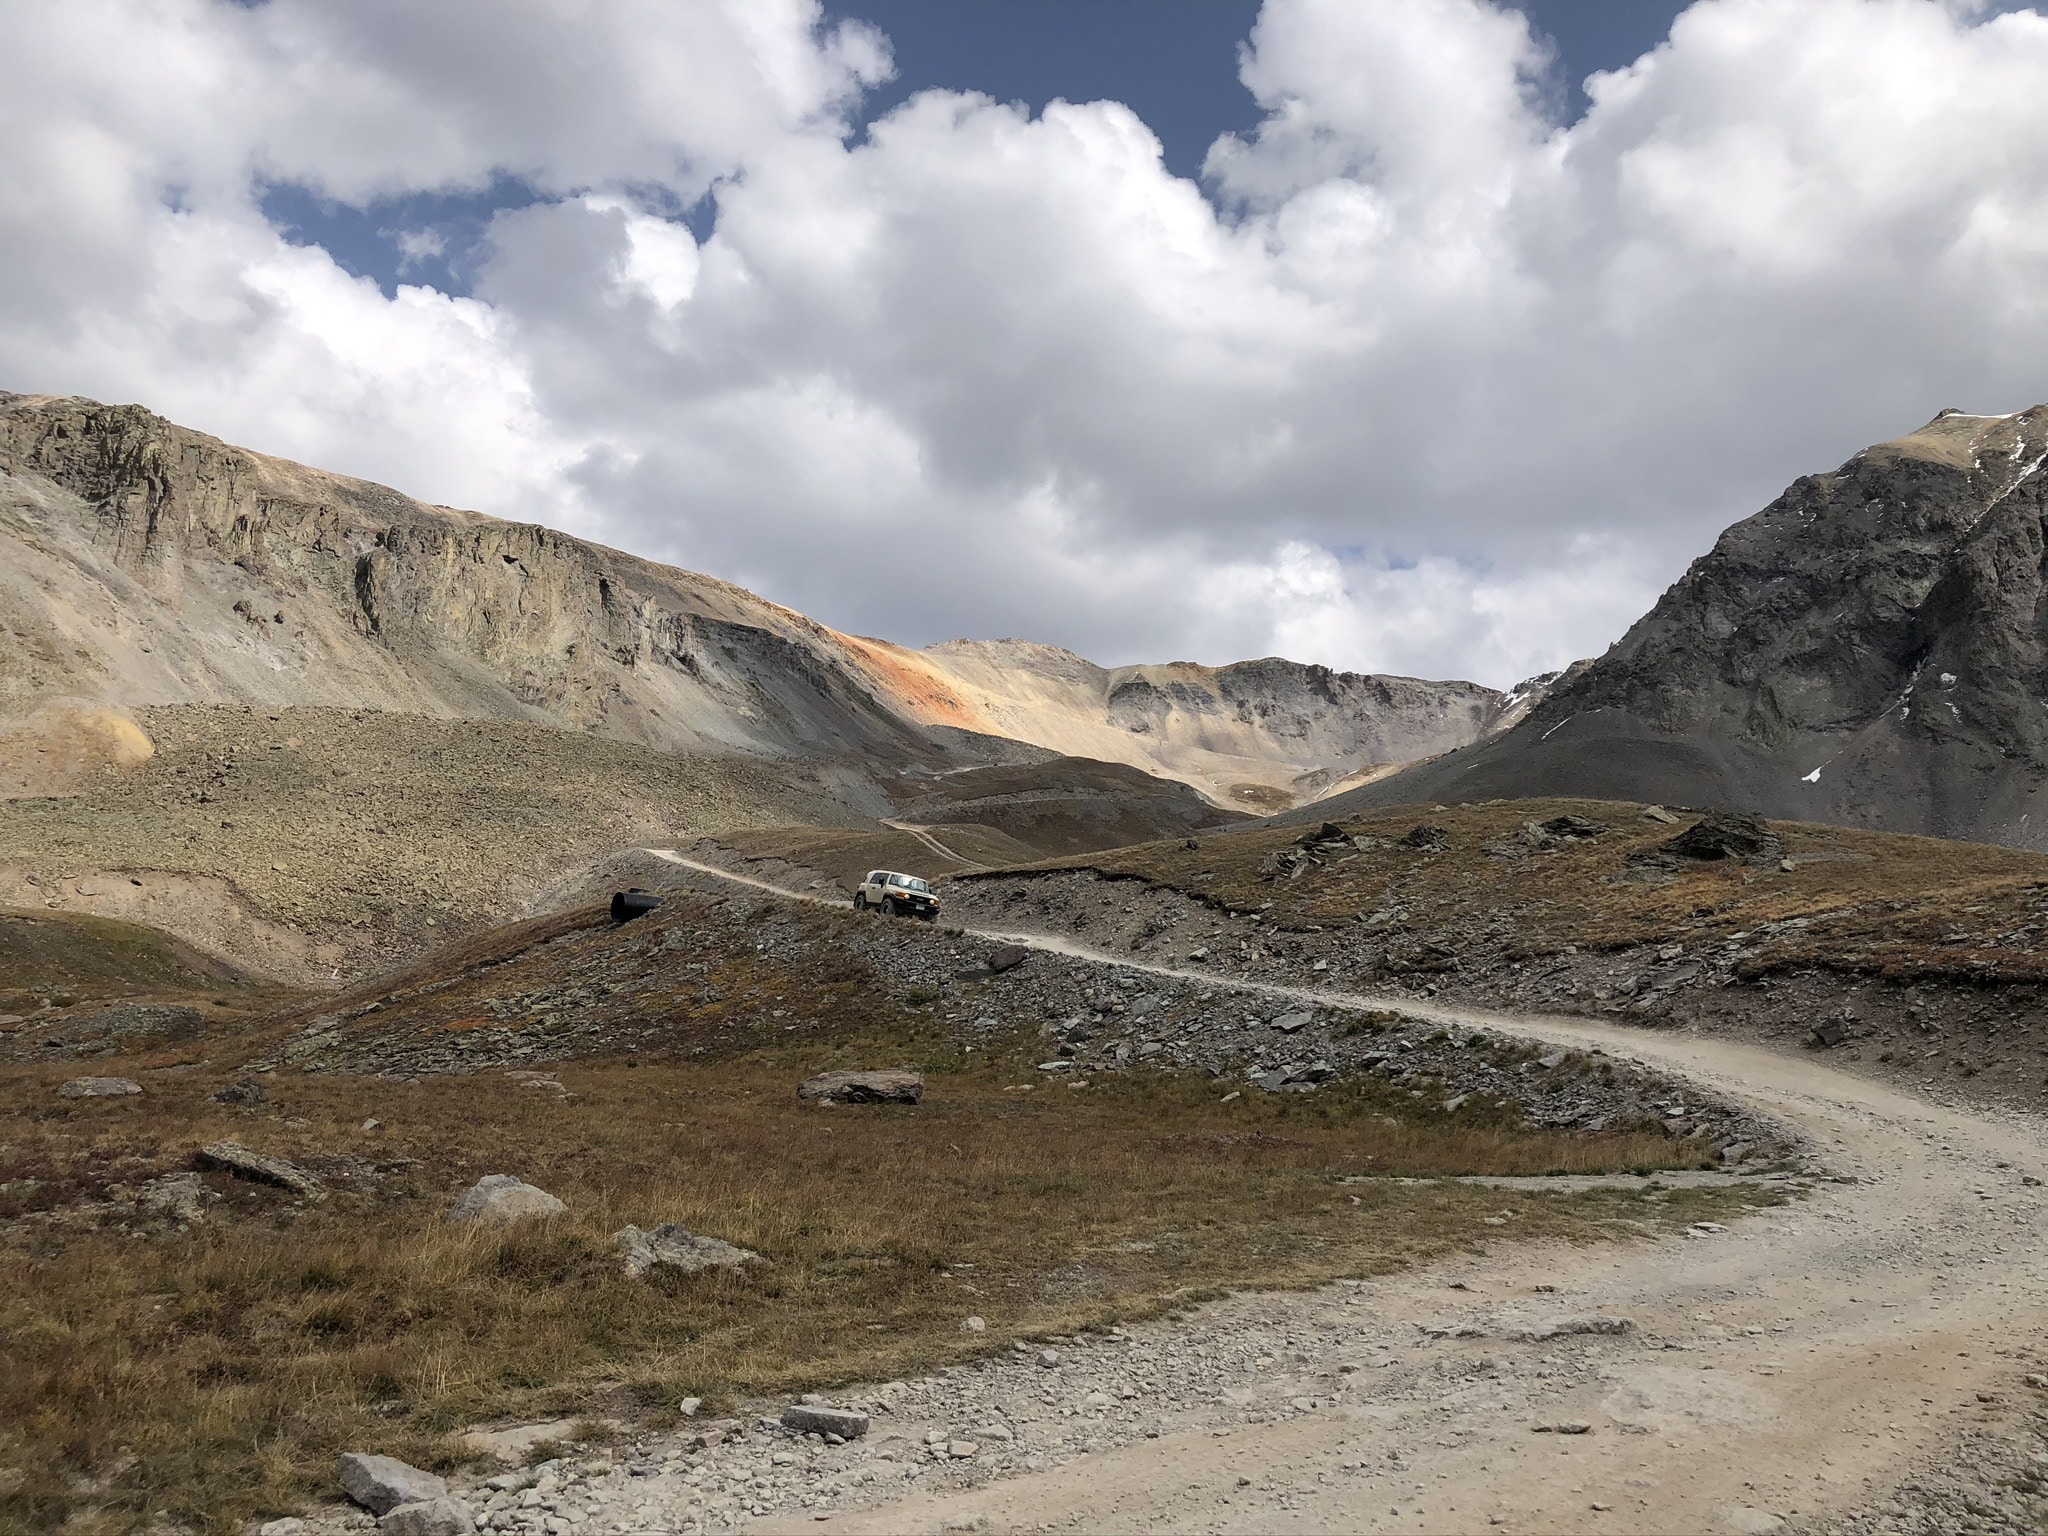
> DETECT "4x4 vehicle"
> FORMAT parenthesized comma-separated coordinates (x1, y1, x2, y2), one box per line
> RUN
(854, 870, 940, 920)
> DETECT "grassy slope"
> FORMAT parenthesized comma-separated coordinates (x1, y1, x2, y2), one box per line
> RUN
(1, 886, 1770, 1534)
(997, 796, 2048, 987)
(0, 704, 860, 979)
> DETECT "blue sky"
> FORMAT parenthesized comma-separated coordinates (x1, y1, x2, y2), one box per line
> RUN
(270, 1, 1694, 300)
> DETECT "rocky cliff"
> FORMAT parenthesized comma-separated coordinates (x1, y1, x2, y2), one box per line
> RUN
(1328, 406, 2048, 846)
(0, 393, 1515, 807)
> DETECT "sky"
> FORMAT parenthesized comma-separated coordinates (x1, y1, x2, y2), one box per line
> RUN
(4, 1, 2047, 690)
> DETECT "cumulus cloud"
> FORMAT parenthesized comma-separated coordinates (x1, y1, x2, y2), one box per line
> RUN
(2, 0, 2047, 687)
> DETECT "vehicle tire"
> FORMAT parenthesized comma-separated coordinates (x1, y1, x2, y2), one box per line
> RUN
(883, 897, 901, 918)
(853, 893, 867, 911)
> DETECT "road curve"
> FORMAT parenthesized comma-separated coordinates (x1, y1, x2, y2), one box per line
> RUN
(648, 848, 2048, 1534)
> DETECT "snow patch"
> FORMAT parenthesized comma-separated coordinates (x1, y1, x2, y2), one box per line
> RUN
(1802, 767, 1822, 784)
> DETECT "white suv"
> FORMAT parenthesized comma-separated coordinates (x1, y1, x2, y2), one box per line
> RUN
(854, 870, 941, 921)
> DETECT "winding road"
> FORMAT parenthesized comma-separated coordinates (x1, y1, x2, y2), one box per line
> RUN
(647, 848, 2048, 1534)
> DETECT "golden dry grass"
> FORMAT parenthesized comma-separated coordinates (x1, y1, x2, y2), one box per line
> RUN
(0, 1048, 1759, 1534)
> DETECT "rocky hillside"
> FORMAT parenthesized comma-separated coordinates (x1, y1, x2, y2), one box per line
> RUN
(900, 639, 1525, 809)
(1330, 406, 2048, 846)
(0, 393, 1514, 807)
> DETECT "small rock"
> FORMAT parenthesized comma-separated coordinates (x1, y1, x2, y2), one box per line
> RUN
(209, 1078, 265, 1105)
(57, 1076, 142, 1098)
(259, 1522, 310, 1536)
(1532, 1422, 1593, 1435)
(796, 1070, 923, 1105)
(1037, 1349, 1062, 1368)
(339, 1453, 448, 1515)
(947, 1441, 978, 1459)
(1640, 805, 1681, 824)
(446, 1175, 565, 1225)
(377, 1497, 476, 1536)
(962, 1315, 987, 1333)
(198, 1141, 323, 1197)
(1689, 1222, 1727, 1235)
(362, 1118, 382, 1131)
(1400, 824, 1450, 852)
(1536, 1052, 1567, 1069)
(679, 1396, 703, 1417)
(1271, 1011, 1313, 1034)
(781, 1405, 869, 1439)
(614, 1223, 760, 1278)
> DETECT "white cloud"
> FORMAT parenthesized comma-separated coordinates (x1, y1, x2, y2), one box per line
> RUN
(3, 0, 2048, 688)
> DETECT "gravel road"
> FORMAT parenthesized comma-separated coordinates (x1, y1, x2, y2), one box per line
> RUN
(593, 851, 2048, 1536)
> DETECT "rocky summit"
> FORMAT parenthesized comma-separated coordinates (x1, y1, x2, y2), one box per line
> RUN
(1335, 405, 2048, 847)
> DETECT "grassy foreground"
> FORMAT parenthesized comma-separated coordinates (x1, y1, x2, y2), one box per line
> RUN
(0, 1050, 1762, 1534)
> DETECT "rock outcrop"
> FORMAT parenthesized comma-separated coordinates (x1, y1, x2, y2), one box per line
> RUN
(1329, 406, 2048, 847)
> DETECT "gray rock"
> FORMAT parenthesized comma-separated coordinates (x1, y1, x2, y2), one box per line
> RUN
(1536, 1051, 1568, 1069)
(781, 1404, 870, 1438)
(197, 1141, 323, 1197)
(377, 1497, 476, 1535)
(210, 1078, 266, 1105)
(987, 944, 1030, 974)
(615, 1223, 760, 1278)
(446, 1174, 565, 1225)
(1504, 1315, 1633, 1342)
(339, 1452, 447, 1515)
(259, 1521, 310, 1536)
(139, 1172, 212, 1223)
(1270, 1011, 1313, 1033)
(57, 1076, 141, 1098)
(796, 1070, 923, 1104)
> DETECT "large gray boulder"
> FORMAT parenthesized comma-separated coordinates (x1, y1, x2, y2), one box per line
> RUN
(338, 1452, 446, 1515)
(796, 1070, 923, 1105)
(615, 1223, 760, 1279)
(446, 1174, 566, 1226)
(57, 1076, 141, 1098)
(378, 1497, 476, 1536)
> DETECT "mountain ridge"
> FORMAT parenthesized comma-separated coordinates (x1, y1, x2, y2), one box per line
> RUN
(1321, 404, 2048, 846)
(0, 391, 1519, 807)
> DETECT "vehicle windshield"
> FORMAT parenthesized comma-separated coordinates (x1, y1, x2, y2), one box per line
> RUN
(888, 874, 930, 893)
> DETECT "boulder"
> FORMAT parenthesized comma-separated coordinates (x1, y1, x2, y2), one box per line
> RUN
(339, 1452, 447, 1515)
(446, 1174, 566, 1226)
(57, 1076, 141, 1098)
(139, 1172, 212, 1223)
(781, 1404, 870, 1439)
(1662, 811, 1781, 864)
(377, 1497, 476, 1536)
(615, 1223, 761, 1279)
(986, 944, 1030, 974)
(1399, 824, 1450, 852)
(1538, 814, 1607, 840)
(210, 1078, 266, 1105)
(1270, 1011, 1313, 1034)
(196, 1141, 323, 1197)
(796, 1070, 923, 1105)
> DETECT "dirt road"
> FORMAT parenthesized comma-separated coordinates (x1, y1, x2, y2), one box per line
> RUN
(646, 850, 2048, 1534)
